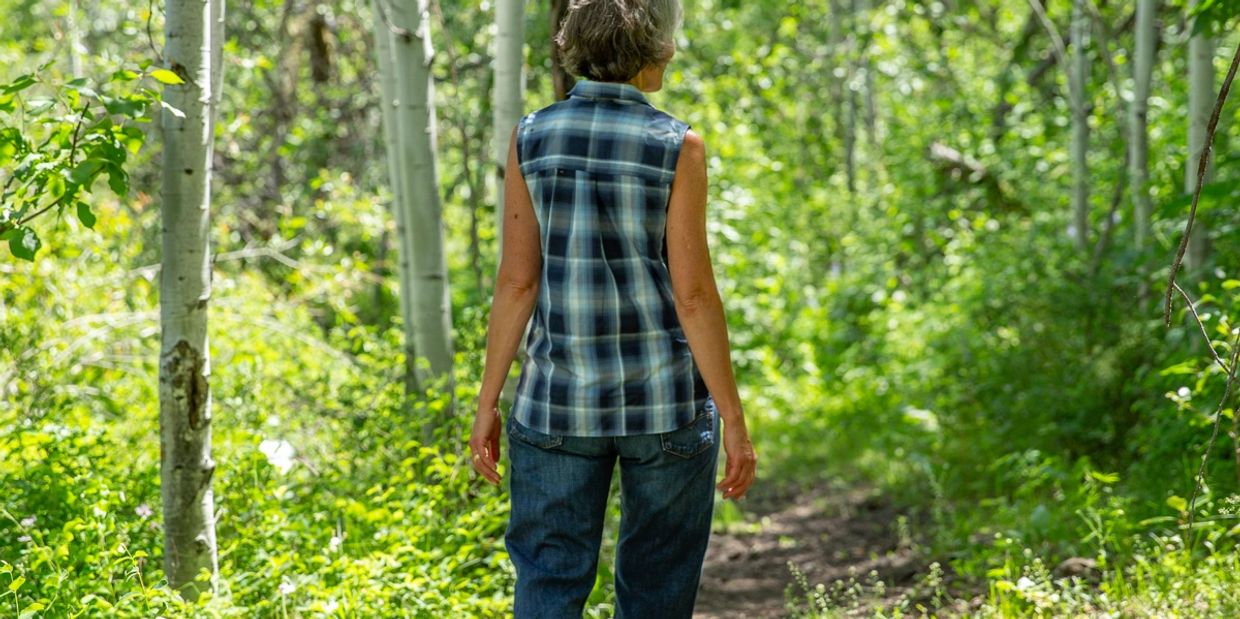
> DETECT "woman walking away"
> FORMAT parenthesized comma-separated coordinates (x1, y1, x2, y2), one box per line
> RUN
(468, 1, 757, 616)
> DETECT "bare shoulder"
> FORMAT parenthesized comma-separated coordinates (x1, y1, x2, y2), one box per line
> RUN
(676, 129, 706, 175)
(682, 129, 705, 158)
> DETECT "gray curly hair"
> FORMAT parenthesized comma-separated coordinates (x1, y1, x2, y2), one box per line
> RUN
(555, 0, 684, 82)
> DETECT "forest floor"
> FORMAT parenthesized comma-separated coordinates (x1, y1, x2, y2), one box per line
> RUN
(693, 476, 978, 618)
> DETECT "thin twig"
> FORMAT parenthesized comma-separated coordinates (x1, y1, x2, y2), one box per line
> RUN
(1173, 282, 1231, 374)
(429, 0, 487, 293)
(0, 102, 91, 235)
(146, 0, 164, 65)
(1027, 0, 1079, 110)
(1186, 328, 1240, 543)
(1083, 0, 1125, 98)
(1164, 42, 1240, 325)
(1088, 142, 1127, 277)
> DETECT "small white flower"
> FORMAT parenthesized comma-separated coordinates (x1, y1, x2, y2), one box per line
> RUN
(1177, 387, 1192, 399)
(20, 516, 35, 528)
(329, 535, 342, 551)
(1016, 576, 1036, 591)
(136, 504, 154, 519)
(93, 505, 106, 518)
(279, 581, 296, 596)
(323, 599, 339, 613)
(259, 439, 297, 473)
(17, 535, 31, 543)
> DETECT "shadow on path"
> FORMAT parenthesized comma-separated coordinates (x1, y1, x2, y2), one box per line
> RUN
(694, 477, 943, 618)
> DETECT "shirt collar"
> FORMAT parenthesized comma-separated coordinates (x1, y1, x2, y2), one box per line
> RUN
(567, 79, 652, 106)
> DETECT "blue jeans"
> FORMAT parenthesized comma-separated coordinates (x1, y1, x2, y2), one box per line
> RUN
(504, 396, 720, 619)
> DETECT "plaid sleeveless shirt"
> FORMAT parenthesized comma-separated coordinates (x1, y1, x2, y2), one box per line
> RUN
(510, 79, 710, 437)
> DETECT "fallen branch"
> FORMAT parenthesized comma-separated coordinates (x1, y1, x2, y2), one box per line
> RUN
(927, 142, 1025, 213)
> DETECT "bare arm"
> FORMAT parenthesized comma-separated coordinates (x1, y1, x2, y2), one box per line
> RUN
(477, 125, 542, 414)
(665, 129, 744, 427)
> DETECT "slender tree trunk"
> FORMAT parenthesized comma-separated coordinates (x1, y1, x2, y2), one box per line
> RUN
(1070, 0, 1090, 252)
(387, 0, 455, 431)
(159, 0, 223, 600)
(372, 0, 419, 396)
(857, 0, 877, 148)
(1130, 0, 1155, 253)
(828, 0, 856, 195)
(493, 0, 526, 409)
(549, 0, 574, 100)
(1185, 0, 1214, 274)
(66, 0, 83, 78)
(493, 0, 525, 257)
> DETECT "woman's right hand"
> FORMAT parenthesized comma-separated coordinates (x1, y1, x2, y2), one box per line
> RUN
(716, 418, 757, 501)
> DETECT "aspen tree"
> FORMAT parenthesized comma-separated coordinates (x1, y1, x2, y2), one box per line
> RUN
(158, 0, 224, 599)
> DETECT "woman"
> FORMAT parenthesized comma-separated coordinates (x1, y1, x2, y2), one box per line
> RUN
(468, 0, 757, 616)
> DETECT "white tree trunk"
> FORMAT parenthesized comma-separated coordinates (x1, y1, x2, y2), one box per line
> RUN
(1130, 0, 1155, 252)
(1069, 0, 1090, 252)
(159, 0, 223, 600)
(492, 0, 526, 407)
(385, 0, 455, 404)
(66, 0, 83, 78)
(373, 0, 419, 395)
(1185, 0, 1214, 273)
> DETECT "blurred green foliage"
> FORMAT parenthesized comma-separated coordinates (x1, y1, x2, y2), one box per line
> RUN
(3, 0, 1240, 616)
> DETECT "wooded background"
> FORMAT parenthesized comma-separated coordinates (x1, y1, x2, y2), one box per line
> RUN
(2, 0, 1240, 616)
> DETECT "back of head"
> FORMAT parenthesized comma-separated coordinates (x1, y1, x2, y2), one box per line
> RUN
(555, 0, 684, 83)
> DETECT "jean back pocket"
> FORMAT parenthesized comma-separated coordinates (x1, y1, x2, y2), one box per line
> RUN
(659, 397, 717, 459)
(508, 417, 565, 450)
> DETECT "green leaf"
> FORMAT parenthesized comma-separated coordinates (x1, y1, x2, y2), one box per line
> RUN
(110, 69, 140, 82)
(106, 164, 128, 196)
(25, 98, 55, 115)
(1, 74, 37, 94)
(77, 202, 96, 229)
(1159, 360, 1199, 376)
(149, 68, 185, 85)
(7, 226, 41, 261)
(69, 159, 104, 185)
(101, 95, 147, 117)
(66, 82, 99, 98)
(7, 575, 24, 592)
(1167, 495, 1188, 513)
(122, 126, 145, 154)
(1088, 470, 1119, 484)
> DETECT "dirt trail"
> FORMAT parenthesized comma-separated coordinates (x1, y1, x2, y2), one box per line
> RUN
(693, 477, 946, 618)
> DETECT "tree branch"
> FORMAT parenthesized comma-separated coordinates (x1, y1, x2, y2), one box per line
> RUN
(1163, 42, 1240, 325)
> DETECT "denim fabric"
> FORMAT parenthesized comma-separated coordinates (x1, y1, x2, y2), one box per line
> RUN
(504, 395, 720, 618)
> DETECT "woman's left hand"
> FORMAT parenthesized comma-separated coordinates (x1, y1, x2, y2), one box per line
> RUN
(469, 406, 503, 486)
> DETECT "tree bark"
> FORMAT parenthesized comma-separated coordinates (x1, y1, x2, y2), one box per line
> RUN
(66, 0, 83, 78)
(493, 0, 527, 409)
(493, 0, 525, 257)
(372, 0, 419, 396)
(1130, 0, 1155, 252)
(386, 0, 455, 427)
(159, 0, 223, 600)
(1185, 0, 1214, 274)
